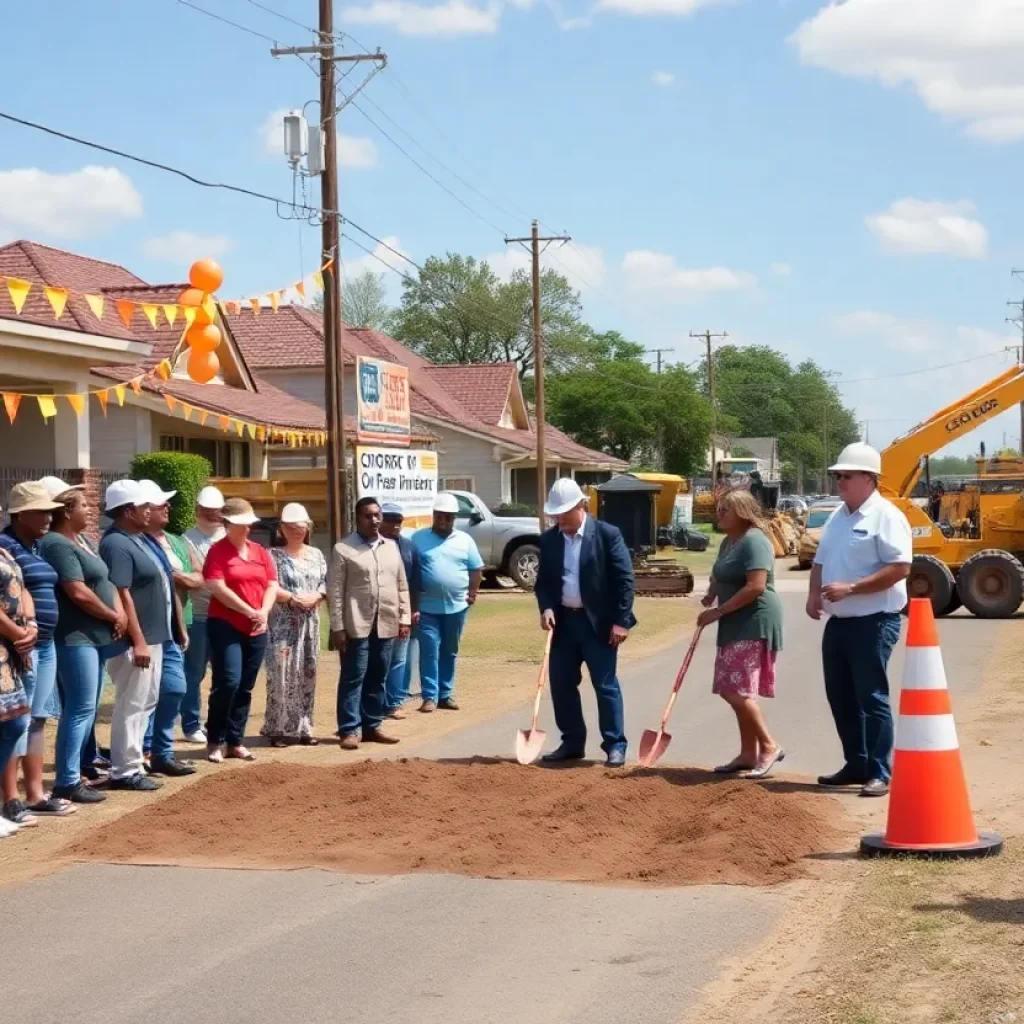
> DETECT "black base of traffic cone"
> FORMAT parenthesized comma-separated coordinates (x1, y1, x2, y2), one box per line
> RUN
(860, 831, 1004, 860)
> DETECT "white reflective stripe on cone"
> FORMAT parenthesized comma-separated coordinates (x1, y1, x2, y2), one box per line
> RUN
(900, 646, 948, 691)
(895, 713, 959, 752)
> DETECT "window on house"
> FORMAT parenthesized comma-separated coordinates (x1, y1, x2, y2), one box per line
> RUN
(441, 476, 474, 492)
(159, 435, 186, 453)
(158, 435, 249, 477)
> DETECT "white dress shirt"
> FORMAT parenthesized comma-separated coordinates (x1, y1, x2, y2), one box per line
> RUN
(814, 490, 912, 618)
(561, 516, 586, 609)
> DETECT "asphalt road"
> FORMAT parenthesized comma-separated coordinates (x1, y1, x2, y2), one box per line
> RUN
(0, 579, 1000, 1024)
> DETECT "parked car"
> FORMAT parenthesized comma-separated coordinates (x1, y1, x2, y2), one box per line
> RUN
(446, 491, 543, 589)
(778, 495, 808, 515)
(797, 500, 841, 569)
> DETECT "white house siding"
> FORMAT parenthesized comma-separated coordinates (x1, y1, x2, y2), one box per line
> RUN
(258, 367, 356, 412)
(427, 422, 506, 506)
(90, 404, 150, 471)
(0, 409, 55, 468)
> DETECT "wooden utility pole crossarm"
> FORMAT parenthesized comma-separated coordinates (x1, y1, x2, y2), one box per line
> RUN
(505, 221, 571, 515)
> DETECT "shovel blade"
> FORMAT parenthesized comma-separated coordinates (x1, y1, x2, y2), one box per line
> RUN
(516, 727, 547, 765)
(637, 728, 671, 768)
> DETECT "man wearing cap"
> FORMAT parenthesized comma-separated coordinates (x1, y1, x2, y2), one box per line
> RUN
(328, 497, 411, 748)
(99, 480, 169, 792)
(807, 442, 912, 798)
(379, 502, 421, 718)
(535, 478, 636, 767)
(181, 485, 225, 743)
(409, 493, 484, 713)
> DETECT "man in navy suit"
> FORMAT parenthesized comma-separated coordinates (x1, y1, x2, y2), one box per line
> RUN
(535, 478, 636, 767)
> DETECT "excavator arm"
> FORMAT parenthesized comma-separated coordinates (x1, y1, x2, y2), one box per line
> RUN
(879, 365, 1024, 499)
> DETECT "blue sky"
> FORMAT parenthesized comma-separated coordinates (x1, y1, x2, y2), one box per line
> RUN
(2, 0, 1023, 455)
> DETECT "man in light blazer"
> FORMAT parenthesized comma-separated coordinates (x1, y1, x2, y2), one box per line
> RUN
(535, 478, 636, 767)
(327, 497, 411, 750)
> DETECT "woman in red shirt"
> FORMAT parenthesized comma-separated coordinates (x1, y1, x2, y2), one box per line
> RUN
(202, 498, 278, 763)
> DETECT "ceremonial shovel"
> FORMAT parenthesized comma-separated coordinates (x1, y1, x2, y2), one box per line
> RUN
(515, 629, 554, 765)
(636, 627, 704, 768)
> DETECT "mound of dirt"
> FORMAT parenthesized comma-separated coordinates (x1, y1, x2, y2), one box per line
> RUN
(62, 759, 851, 887)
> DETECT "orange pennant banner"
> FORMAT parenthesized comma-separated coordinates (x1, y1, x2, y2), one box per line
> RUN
(96, 390, 109, 416)
(115, 385, 127, 406)
(164, 394, 177, 413)
(2, 393, 21, 425)
(156, 360, 173, 380)
(181, 403, 193, 422)
(44, 286, 69, 320)
(268, 291, 281, 312)
(115, 299, 134, 329)
(5, 277, 31, 314)
(66, 394, 86, 417)
(142, 304, 159, 329)
(129, 377, 142, 395)
(183, 306, 196, 329)
(313, 271, 324, 290)
(218, 415, 230, 431)
(162, 304, 178, 326)
(295, 281, 306, 297)
(249, 298, 261, 316)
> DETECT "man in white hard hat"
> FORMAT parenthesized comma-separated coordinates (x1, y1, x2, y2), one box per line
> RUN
(409, 492, 484, 713)
(535, 478, 636, 767)
(807, 442, 912, 798)
(180, 485, 226, 743)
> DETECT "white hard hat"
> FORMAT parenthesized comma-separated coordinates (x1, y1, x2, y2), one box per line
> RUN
(545, 478, 586, 516)
(138, 479, 177, 506)
(105, 479, 147, 511)
(196, 485, 225, 510)
(280, 502, 312, 525)
(433, 492, 460, 514)
(829, 442, 882, 475)
(38, 475, 85, 500)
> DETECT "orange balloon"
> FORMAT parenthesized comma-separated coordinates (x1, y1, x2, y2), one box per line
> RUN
(186, 323, 222, 353)
(187, 348, 219, 384)
(178, 287, 205, 308)
(189, 259, 223, 294)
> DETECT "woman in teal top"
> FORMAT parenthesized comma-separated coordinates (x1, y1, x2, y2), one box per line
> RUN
(696, 488, 785, 778)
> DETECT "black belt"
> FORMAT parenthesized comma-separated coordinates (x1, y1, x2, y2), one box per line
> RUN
(561, 606, 586, 614)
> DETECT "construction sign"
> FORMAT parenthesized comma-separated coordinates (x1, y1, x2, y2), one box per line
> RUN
(356, 356, 411, 446)
(356, 446, 437, 528)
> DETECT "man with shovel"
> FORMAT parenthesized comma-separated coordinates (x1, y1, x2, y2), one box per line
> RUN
(535, 479, 636, 767)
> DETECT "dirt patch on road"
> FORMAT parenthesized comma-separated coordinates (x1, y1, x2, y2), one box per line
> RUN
(62, 759, 851, 887)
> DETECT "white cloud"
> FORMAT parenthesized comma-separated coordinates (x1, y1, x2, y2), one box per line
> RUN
(141, 231, 233, 265)
(0, 166, 142, 239)
(342, 236, 411, 280)
(770, 261, 792, 276)
(791, 1, 1024, 143)
(651, 70, 676, 87)
(486, 241, 607, 291)
(342, 0, 505, 36)
(865, 198, 988, 259)
(621, 250, 756, 302)
(597, 0, 732, 17)
(259, 109, 377, 168)
(834, 311, 940, 353)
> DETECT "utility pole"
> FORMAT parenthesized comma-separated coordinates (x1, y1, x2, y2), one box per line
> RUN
(645, 348, 672, 470)
(273, 11, 385, 545)
(821, 370, 840, 494)
(505, 220, 571, 513)
(690, 330, 727, 485)
(1006, 268, 1024, 456)
(644, 348, 672, 374)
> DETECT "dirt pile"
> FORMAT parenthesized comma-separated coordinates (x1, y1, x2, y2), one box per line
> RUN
(62, 759, 851, 887)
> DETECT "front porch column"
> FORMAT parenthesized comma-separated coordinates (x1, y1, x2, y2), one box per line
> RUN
(53, 385, 91, 469)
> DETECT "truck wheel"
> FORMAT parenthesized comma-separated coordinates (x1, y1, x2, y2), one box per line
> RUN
(956, 549, 1024, 618)
(907, 555, 956, 617)
(508, 543, 540, 591)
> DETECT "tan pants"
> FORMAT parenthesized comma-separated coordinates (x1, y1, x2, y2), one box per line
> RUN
(106, 644, 163, 780)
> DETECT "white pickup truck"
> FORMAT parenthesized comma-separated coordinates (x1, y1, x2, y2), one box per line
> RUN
(447, 490, 543, 590)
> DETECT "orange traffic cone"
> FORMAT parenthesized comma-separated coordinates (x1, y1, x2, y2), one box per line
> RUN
(860, 597, 1003, 859)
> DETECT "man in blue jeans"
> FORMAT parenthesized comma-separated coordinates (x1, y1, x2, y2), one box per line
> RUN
(410, 494, 483, 713)
(380, 503, 420, 719)
(807, 443, 912, 799)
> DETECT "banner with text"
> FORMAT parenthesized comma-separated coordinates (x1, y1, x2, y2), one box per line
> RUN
(356, 447, 438, 528)
(356, 356, 411, 446)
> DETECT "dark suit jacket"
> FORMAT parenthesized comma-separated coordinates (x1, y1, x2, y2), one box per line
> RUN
(535, 516, 637, 642)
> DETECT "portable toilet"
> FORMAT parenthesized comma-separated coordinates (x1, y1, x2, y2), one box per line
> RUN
(594, 474, 661, 553)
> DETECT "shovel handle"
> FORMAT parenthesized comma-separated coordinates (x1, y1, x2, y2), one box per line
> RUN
(659, 627, 703, 729)
(529, 629, 554, 732)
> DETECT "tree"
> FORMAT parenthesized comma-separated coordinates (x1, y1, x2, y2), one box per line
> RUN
(311, 270, 393, 331)
(388, 253, 588, 377)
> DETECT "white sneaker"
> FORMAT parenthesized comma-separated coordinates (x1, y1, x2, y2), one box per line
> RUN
(0, 817, 21, 839)
(184, 729, 207, 744)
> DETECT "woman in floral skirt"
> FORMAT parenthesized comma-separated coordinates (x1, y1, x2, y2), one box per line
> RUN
(262, 503, 327, 746)
(697, 488, 785, 779)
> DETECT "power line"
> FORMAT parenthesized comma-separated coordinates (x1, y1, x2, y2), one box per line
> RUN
(835, 348, 1010, 384)
(172, 0, 279, 41)
(240, 0, 325, 36)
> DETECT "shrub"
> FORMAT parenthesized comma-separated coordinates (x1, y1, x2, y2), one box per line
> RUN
(492, 502, 537, 517)
(130, 452, 212, 534)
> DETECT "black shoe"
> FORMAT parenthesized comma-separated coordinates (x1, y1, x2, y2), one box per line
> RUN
(541, 745, 586, 763)
(52, 783, 106, 804)
(81, 764, 107, 782)
(817, 767, 868, 788)
(108, 773, 163, 792)
(604, 748, 627, 768)
(437, 698, 460, 711)
(860, 779, 890, 798)
(149, 757, 197, 778)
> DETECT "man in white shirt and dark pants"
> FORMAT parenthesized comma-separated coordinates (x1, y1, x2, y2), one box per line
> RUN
(806, 443, 912, 798)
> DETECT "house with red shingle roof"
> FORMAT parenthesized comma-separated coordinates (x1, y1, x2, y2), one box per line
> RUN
(227, 304, 627, 507)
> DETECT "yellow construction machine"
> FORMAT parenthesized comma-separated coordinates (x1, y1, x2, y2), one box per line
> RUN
(880, 365, 1024, 618)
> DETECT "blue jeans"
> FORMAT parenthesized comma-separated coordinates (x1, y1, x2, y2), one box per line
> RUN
(54, 644, 108, 789)
(144, 641, 187, 761)
(206, 619, 268, 747)
(14, 639, 58, 758)
(822, 613, 901, 783)
(337, 627, 394, 736)
(181, 618, 209, 736)
(549, 609, 626, 755)
(418, 610, 467, 704)
(384, 633, 414, 710)
(0, 713, 29, 776)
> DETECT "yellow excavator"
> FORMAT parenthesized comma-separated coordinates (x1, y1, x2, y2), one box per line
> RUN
(880, 364, 1024, 618)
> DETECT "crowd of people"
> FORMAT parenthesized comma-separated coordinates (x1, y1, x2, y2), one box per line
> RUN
(0, 478, 485, 837)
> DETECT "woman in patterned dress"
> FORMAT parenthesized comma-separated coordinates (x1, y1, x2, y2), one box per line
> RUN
(0, 543, 33, 839)
(696, 488, 785, 779)
(262, 503, 327, 746)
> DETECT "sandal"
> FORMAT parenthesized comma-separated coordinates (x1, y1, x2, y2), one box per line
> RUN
(226, 746, 256, 761)
(207, 745, 225, 764)
(26, 796, 76, 817)
(714, 757, 756, 774)
(3, 800, 39, 827)
(299, 736, 319, 746)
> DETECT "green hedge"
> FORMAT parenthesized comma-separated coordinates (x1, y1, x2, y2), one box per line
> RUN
(130, 452, 212, 534)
